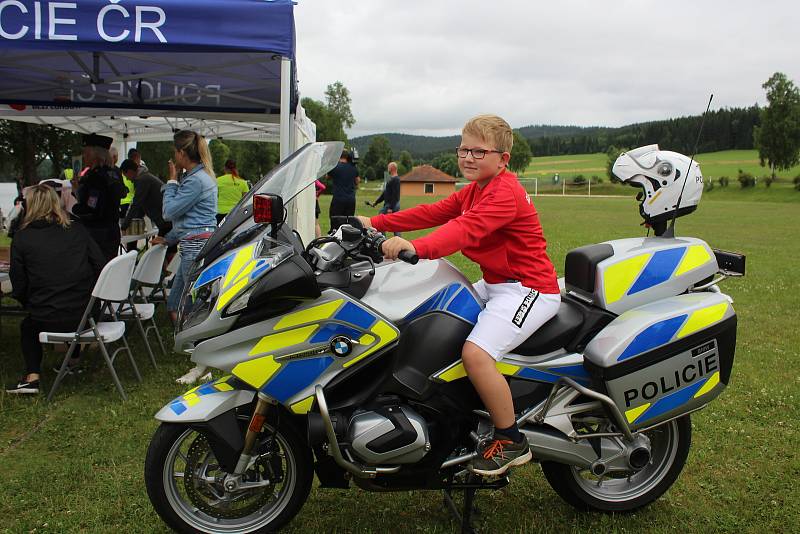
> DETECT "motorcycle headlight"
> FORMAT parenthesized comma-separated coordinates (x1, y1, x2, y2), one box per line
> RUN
(180, 276, 221, 330)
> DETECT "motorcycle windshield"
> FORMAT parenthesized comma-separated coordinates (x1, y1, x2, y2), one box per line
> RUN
(197, 141, 344, 264)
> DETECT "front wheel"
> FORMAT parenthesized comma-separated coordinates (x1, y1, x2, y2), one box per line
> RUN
(541, 415, 692, 512)
(144, 420, 313, 533)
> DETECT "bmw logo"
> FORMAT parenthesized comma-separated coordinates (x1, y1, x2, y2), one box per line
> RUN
(330, 336, 353, 357)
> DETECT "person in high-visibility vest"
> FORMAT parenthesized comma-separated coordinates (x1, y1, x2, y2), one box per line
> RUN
(120, 174, 134, 217)
(216, 159, 249, 224)
(110, 146, 133, 218)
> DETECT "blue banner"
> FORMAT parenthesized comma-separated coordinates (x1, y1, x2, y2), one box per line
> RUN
(0, 0, 295, 56)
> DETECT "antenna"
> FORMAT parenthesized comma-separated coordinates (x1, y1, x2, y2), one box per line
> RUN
(662, 94, 713, 238)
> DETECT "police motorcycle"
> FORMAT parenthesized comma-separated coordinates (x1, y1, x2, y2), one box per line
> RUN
(145, 142, 745, 533)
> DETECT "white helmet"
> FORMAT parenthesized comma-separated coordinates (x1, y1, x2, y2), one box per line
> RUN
(612, 145, 703, 235)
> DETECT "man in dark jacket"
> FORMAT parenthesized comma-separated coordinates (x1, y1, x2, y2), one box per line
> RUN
(368, 161, 402, 236)
(119, 158, 170, 236)
(71, 134, 127, 263)
(327, 150, 360, 230)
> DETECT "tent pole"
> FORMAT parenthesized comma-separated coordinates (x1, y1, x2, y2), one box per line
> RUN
(279, 57, 291, 162)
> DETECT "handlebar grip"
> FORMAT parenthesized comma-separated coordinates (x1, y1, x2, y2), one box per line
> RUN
(398, 250, 419, 265)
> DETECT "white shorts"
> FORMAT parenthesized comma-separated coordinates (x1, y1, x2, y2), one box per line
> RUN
(466, 280, 561, 361)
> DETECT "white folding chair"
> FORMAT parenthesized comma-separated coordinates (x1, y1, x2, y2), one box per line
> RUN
(116, 244, 169, 360)
(133, 244, 169, 305)
(45, 251, 140, 401)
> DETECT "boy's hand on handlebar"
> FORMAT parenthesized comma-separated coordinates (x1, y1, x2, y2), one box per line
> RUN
(381, 236, 416, 260)
(355, 215, 374, 229)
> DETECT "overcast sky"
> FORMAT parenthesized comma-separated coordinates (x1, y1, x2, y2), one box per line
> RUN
(294, 0, 799, 138)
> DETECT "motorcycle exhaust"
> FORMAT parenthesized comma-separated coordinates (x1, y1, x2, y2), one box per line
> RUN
(314, 386, 400, 479)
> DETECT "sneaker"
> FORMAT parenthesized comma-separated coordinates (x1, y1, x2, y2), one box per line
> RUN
(176, 365, 212, 385)
(469, 435, 532, 477)
(6, 378, 40, 395)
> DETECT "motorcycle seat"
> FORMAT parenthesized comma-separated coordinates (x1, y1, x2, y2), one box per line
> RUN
(512, 298, 584, 356)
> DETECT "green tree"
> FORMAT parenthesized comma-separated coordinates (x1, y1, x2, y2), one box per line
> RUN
(508, 131, 532, 173)
(301, 97, 347, 143)
(324, 81, 356, 129)
(226, 140, 280, 184)
(362, 136, 393, 183)
(209, 139, 231, 176)
(606, 145, 629, 182)
(754, 72, 800, 178)
(137, 141, 174, 180)
(431, 153, 460, 178)
(0, 121, 81, 185)
(398, 150, 414, 175)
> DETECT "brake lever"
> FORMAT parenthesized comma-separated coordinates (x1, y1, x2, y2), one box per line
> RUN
(352, 254, 376, 276)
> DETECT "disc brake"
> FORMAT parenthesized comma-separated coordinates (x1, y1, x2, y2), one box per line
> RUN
(183, 434, 274, 519)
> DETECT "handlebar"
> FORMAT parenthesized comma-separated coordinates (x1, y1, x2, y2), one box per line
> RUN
(373, 234, 419, 265)
(398, 250, 419, 265)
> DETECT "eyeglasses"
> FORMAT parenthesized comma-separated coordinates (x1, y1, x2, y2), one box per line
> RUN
(456, 147, 503, 160)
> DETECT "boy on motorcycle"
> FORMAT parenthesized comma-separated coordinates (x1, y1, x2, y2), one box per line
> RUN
(357, 114, 561, 476)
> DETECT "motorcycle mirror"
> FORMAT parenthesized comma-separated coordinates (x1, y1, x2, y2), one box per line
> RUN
(253, 194, 284, 226)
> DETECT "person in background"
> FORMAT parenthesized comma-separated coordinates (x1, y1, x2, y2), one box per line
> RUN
(314, 179, 326, 237)
(327, 150, 360, 230)
(151, 130, 217, 385)
(5, 185, 105, 395)
(71, 134, 127, 263)
(119, 159, 170, 237)
(6, 196, 23, 237)
(215, 159, 249, 224)
(367, 161, 402, 236)
(127, 147, 149, 174)
(111, 147, 133, 219)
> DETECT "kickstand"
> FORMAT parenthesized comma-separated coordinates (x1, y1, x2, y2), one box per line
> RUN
(442, 475, 481, 534)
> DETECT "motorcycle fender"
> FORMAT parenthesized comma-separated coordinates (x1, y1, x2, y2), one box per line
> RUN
(156, 379, 256, 423)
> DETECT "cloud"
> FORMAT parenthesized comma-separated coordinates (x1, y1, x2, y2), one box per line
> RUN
(295, 0, 800, 136)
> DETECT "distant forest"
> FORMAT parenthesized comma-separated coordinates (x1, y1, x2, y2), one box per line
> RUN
(351, 106, 760, 161)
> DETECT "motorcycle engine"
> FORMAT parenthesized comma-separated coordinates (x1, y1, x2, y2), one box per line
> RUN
(346, 405, 430, 464)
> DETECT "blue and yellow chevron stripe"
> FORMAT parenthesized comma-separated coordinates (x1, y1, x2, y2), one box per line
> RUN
(190, 244, 282, 311)
(404, 283, 482, 324)
(604, 245, 713, 304)
(169, 376, 235, 415)
(624, 371, 721, 425)
(617, 301, 729, 362)
(230, 298, 399, 413)
(434, 359, 591, 386)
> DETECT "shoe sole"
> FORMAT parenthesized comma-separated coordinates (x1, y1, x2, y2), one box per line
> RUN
(5, 388, 39, 395)
(470, 449, 533, 477)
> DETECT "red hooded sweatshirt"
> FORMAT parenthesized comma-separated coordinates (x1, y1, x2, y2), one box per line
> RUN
(370, 169, 559, 294)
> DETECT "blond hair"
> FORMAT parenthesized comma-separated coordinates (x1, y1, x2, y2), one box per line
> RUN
(174, 130, 215, 178)
(21, 184, 71, 229)
(462, 114, 514, 153)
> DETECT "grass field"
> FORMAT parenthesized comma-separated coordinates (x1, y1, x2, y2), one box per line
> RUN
(1, 191, 798, 533)
(517, 150, 800, 200)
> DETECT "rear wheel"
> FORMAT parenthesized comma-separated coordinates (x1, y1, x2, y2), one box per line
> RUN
(145, 420, 313, 533)
(541, 415, 692, 512)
